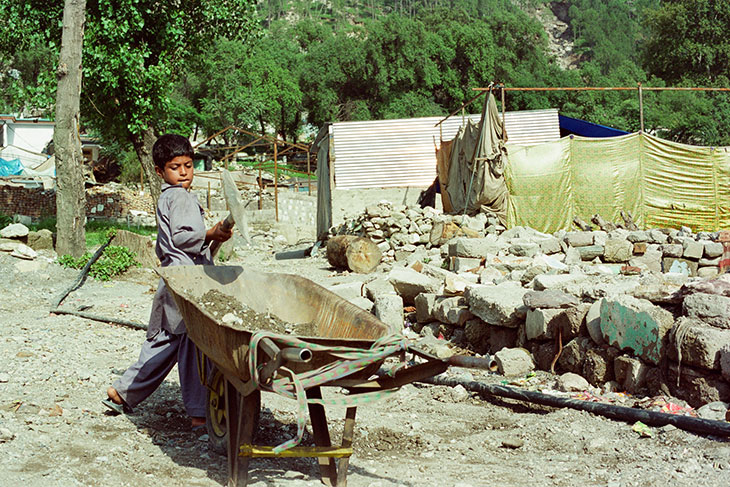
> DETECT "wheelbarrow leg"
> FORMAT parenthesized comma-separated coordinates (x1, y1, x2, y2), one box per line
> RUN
(226, 379, 260, 487)
(336, 407, 357, 487)
(306, 386, 337, 486)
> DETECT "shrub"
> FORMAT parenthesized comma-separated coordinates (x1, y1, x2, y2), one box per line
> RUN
(58, 245, 140, 281)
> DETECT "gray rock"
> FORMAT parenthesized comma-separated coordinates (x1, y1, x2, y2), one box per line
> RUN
(0, 223, 29, 239)
(523, 290, 580, 309)
(388, 267, 441, 304)
(578, 245, 604, 261)
(585, 300, 604, 346)
(720, 344, 730, 382)
(661, 244, 684, 258)
(649, 230, 669, 244)
(627, 231, 650, 243)
(603, 238, 633, 263)
(327, 282, 367, 301)
(532, 274, 585, 291)
(614, 356, 648, 394)
(374, 294, 405, 333)
(556, 372, 590, 392)
(696, 401, 729, 421)
(465, 282, 528, 328)
(363, 278, 397, 301)
(450, 256, 482, 273)
(27, 229, 54, 251)
(448, 237, 502, 258)
(494, 348, 535, 377)
(349, 296, 374, 313)
(508, 240, 540, 258)
(525, 308, 562, 340)
(666, 317, 730, 370)
(629, 247, 663, 273)
(600, 295, 674, 364)
(536, 236, 561, 255)
(682, 240, 704, 260)
(415, 293, 438, 323)
(557, 337, 591, 374)
(565, 231, 594, 247)
(683, 292, 730, 328)
(699, 266, 720, 279)
(433, 296, 473, 326)
(10, 243, 37, 260)
(704, 241, 725, 258)
(699, 256, 721, 266)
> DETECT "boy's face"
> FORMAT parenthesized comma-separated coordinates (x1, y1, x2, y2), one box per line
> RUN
(156, 155, 194, 189)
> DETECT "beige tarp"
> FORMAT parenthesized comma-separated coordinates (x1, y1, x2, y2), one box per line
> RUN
(437, 92, 509, 223)
(506, 132, 730, 233)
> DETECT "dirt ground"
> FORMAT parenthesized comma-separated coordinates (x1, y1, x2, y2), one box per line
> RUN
(1, 245, 729, 487)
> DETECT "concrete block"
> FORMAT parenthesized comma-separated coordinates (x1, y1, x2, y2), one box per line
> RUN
(704, 241, 724, 258)
(627, 230, 650, 243)
(448, 237, 502, 258)
(465, 281, 528, 328)
(525, 308, 563, 340)
(592, 231, 608, 247)
(327, 281, 366, 301)
(479, 266, 507, 285)
(494, 348, 535, 377)
(349, 296, 374, 313)
(666, 317, 730, 370)
(578, 245, 604, 261)
(649, 229, 669, 244)
(508, 240, 540, 258)
(629, 247, 663, 273)
(523, 290, 580, 309)
(565, 231, 594, 247)
(374, 294, 404, 333)
(599, 295, 674, 364)
(699, 256, 721, 266)
(683, 292, 730, 329)
(698, 267, 720, 279)
(683, 240, 704, 260)
(614, 355, 648, 394)
(388, 267, 441, 304)
(532, 274, 585, 291)
(450, 256, 481, 272)
(603, 238, 633, 263)
(433, 296, 473, 326)
(661, 243, 684, 258)
(536, 236, 561, 255)
(585, 300, 604, 346)
(414, 293, 438, 323)
(363, 278, 397, 301)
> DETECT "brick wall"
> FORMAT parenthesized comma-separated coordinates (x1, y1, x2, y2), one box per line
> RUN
(0, 182, 154, 220)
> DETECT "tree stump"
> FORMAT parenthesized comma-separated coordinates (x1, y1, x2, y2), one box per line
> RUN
(326, 235, 382, 274)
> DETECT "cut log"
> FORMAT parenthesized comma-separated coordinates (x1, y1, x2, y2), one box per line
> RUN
(621, 210, 640, 231)
(591, 214, 617, 232)
(573, 216, 593, 232)
(326, 235, 382, 274)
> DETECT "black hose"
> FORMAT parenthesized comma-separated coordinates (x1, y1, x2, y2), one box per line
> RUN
(422, 375, 730, 438)
(50, 308, 147, 331)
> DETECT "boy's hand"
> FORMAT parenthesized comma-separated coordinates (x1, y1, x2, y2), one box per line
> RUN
(206, 221, 233, 243)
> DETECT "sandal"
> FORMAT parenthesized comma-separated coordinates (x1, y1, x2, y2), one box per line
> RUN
(102, 398, 132, 415)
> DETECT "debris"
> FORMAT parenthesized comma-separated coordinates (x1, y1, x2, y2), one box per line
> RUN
(632, 421, 654, 437)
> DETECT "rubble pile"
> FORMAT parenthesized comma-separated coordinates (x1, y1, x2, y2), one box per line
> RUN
(331, 204, 730, 409)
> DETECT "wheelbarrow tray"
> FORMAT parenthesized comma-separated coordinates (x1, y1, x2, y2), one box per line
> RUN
(157, 265, 391, 384)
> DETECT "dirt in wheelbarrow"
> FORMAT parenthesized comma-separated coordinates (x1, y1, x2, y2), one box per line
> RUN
(198, 289, 317, 337)
(1, 250, 729, 487)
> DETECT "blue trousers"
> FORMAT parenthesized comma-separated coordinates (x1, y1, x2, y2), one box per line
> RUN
(113, 329, 206, 417)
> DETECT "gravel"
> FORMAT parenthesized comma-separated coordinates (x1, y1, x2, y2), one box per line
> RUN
(1, 248, 728, 487)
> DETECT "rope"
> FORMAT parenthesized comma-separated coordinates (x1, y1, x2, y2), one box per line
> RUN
(246, 332, 408, 453)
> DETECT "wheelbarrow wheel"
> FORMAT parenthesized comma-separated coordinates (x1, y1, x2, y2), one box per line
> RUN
(205, 366, 260, 456)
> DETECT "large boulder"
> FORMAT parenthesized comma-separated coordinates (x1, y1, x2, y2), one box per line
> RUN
(682, 292, 730, 329)
(666, 317, 730, 370)
(599, 295, 674, 364)
(387, 267, 441, 304)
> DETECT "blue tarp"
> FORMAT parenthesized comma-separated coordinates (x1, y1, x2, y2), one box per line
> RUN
(0, 158, 24, 177)
(559, 115, 629, 138)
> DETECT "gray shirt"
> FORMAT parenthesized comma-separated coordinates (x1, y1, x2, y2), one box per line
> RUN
(147, 183, 213, 338)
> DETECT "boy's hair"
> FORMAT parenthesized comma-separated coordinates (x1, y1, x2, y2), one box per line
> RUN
(152, 134, 194, 170)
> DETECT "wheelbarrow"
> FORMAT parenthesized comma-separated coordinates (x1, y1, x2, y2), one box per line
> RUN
(158, 265, 487, 487)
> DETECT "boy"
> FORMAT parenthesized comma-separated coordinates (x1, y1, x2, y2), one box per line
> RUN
(103, 134, 232, 429)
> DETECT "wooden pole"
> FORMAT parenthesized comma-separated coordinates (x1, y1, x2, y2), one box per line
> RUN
(207, 181, 211, 211)
(274, 142, 279, 222)
(638, 82, 644, 133)
(501, 85, 506, 127)
(258, 165, 262, 210)
(307, 149, 311, 196)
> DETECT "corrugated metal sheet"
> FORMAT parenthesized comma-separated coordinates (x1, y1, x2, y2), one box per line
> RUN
(331, 109, 559, 189)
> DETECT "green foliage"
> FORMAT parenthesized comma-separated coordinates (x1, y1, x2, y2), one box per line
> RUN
(58, 245, 140, 281)
(0, 212, 12, 229)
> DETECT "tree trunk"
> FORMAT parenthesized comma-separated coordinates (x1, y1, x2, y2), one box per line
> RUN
(54, 0, 87, 258)
(326, 235, 382, 274)
(131, 126, 159, 206)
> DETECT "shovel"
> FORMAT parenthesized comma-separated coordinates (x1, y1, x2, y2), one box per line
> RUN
(210, 170, 251, 257)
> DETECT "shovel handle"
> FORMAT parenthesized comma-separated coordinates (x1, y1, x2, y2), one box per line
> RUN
(210, 213, 235, 257)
